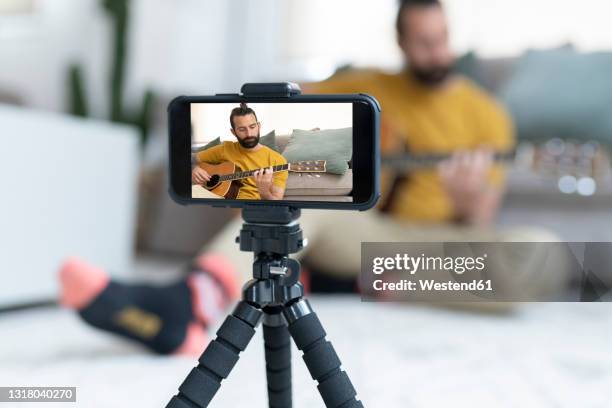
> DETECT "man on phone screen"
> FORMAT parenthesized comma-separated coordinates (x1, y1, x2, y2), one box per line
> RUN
(192, 103, 287, 200)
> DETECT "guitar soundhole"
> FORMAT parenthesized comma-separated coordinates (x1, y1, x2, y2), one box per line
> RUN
(206, 174, 220, 189)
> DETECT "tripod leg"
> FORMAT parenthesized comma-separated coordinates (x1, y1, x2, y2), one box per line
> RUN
(283, 299, 364, 408)
(166, 301, 262, 408)
(263, 309, 292, 408)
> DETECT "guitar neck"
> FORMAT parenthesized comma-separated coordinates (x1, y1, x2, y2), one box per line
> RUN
(382, 151, 515, 170)
(219, 164, 289, 182)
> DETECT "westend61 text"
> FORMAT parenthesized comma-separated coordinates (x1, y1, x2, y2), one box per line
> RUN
(372, 279, 493, 292)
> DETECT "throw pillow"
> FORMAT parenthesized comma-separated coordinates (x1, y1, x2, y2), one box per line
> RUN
(282, 128, 352, 175)
(499, 47, 612, 146)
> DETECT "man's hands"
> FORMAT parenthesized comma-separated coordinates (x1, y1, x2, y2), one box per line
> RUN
(192, 166, 211, 185)
(254, 167, 273, 192)
(253, 167, 284, 200)
(438, 148, 502, 225)
(254, 167, 275, 200)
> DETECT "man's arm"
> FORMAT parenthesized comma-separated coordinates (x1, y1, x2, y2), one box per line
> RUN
(194, 144, 224, 165)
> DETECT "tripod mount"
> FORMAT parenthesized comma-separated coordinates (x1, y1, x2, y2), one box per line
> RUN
(165, 206, 364, 408)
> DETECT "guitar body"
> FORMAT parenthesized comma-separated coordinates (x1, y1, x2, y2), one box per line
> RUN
(198, 161, 242, 199)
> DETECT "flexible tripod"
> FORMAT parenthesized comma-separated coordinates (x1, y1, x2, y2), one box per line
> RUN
(166, 206, 364, 408)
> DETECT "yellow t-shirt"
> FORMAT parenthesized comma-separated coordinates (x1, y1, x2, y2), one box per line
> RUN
(305, 70, 515, 222)
(196, 141, 288, 200)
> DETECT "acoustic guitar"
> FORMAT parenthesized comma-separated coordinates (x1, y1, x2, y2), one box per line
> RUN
(196, 160, 327, 199)
(382, 140, 611, 195)
(382, 151, 515, 170)
(380, 114, 611, 194)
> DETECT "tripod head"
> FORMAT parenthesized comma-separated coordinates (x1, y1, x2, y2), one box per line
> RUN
(239, 206, 305, 254)
(238, 205, 307, 308)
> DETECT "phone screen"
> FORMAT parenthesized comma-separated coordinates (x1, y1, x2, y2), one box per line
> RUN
(190, 102, 354, 203)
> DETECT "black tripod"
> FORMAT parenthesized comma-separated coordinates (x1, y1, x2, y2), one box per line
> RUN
(166, 206, 364, 408)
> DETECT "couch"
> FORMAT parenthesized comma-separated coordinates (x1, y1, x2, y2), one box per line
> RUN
(277, 133, 353, 202)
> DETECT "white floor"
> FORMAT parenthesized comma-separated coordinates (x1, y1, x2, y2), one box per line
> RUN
(1, 298, 612, 408)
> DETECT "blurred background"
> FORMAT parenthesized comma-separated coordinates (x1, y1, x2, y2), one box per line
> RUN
(1, 0, 612, 406)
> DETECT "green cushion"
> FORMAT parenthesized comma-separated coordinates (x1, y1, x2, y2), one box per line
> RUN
(455, 51, 487, 88)
(193, 137, 220, 153)
(260, 130, 278, 152)
(282, 128, 352, 175)
(499, 48, 612, 146)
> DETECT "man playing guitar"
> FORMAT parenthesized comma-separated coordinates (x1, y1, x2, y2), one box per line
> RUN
(192, 103, 287, 200)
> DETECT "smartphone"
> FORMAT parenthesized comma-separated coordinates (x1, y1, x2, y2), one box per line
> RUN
(168, 93, 380, 210)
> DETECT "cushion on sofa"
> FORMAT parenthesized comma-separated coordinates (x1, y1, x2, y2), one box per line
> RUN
(282, 127, 352, 175)
(192, 137, 220, 153)
(276, 134, 290, 153)
(455, 51, 519, 93)
(499, 47, 612, 146)
(260, 130, 278, 151)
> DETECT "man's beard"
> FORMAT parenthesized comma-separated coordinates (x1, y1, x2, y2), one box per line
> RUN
(410, 64, 452, 87)
(238, 133, 260, 148)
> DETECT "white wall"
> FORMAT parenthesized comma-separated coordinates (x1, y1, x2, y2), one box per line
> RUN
(2, 0, 611, 117)
(0, 0, 330, 116)
(445, 0, 612, 57)
(0, 0, 235, 114)
(191, 102, 352, 144)
(0, 0, 108, 113)
(281, 0, 402, 75)
(281, 0, 612, 70)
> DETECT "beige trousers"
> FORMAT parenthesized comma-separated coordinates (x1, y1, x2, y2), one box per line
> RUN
(203, 210, 572, 301)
